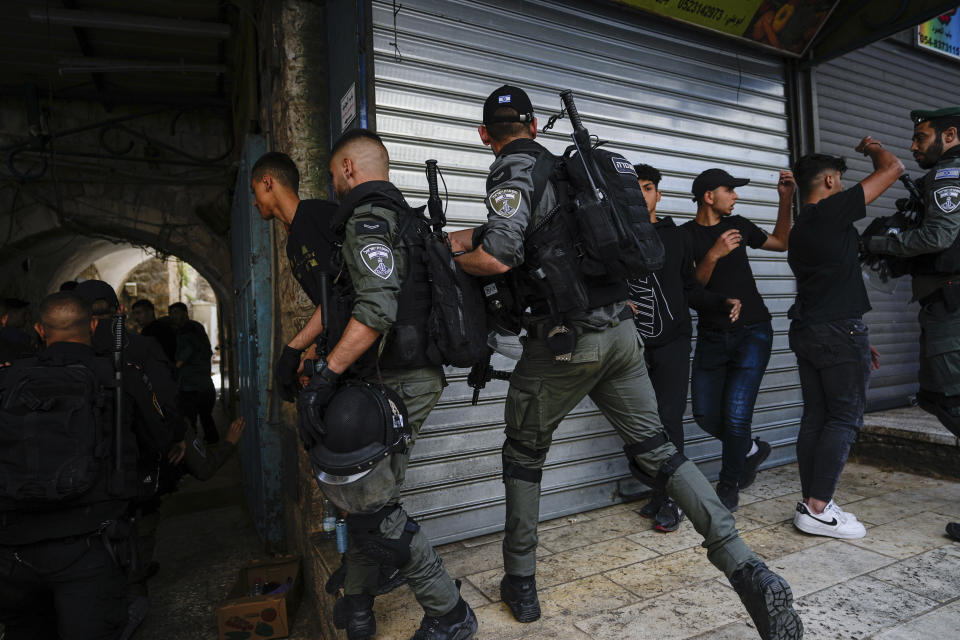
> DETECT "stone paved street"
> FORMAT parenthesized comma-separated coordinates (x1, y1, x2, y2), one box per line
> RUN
(337, 461, 960, 640)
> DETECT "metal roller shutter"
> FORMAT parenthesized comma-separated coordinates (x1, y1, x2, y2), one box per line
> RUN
(815, 38, 960, 411)
(371, 0, 794, 544)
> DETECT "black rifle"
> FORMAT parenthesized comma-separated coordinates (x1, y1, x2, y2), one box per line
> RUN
(425, 159, 446, 235)
(467, 355, 511, 405)
(860, 174, 925, 284)
(110, 313, 125, 494)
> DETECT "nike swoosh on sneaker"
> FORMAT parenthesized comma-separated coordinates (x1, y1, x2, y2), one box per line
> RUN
(806, 512, 838, 527)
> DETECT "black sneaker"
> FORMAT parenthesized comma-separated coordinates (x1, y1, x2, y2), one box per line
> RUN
(499, 574, 541, 623)
(639, 493, 664, 520)
(409, 598, 478, 640)
(653, 498, 684, 533)
(717, 482, 739, 513)
(333, 593, 376, 640)
(729, 560, 803, 640)
(947, 522, 960, 542)
(740, 439, 772, 490)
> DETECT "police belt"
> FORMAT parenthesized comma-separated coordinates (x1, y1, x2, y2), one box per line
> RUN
(527, 305, 633, 339)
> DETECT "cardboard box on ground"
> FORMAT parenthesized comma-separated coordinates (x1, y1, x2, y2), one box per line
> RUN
(217, 556, 303, 640)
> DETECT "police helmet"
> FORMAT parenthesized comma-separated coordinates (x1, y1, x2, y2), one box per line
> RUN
(310, 383, 410, 514)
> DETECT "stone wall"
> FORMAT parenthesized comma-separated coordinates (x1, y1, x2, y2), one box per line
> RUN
(259, 0, 333, 632)
(0, 97, 234, 310)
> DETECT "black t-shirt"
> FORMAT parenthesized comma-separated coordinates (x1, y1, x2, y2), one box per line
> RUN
(682, 215, 770, 331)
(286, 199, 340, 306)
(788, 184, 871, 327)
(141, 318, 177, 364)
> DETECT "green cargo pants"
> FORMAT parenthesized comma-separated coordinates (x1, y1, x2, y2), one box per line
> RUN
(342, 366, 460, 618)
(502, 319, 755, 578)
(918, 300, 960, 397)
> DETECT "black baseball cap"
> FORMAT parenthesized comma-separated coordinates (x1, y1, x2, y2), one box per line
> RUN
(483, 85, 534, 126)
(74, 279, 120, 310)
(692, 168, 750, 201)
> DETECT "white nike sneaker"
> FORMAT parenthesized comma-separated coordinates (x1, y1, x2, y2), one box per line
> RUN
(826, 500, 862, 524)
(794, 502, 866, 539)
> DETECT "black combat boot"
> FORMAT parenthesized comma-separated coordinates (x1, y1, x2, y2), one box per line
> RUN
(499, 574, 541, 622)
(729, 560, 803, 640)
(333, 593, 376, 640)
(408, 597, 478, 640)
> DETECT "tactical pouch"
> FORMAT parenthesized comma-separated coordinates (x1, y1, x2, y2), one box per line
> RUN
(526, 214, 589, 314)
(942, 281, 960, 312)
(101, 518, 138, 574)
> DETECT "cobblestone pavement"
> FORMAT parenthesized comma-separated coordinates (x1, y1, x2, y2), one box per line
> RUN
(346, 461, 960, 640)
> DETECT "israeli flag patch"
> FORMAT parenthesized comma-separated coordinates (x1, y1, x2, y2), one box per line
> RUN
(498, 95, 511, 103)
(935, 168, 960, 180)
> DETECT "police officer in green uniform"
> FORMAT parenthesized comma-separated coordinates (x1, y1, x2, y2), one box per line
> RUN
(449, 86, 802, 640)
(862, 106, 960, 544)
(303, 128, 476, 640)
(864, 108, 960, 431)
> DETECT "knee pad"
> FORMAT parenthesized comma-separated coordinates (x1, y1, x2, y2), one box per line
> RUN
(502, 439, 546, 483)
(346, 508, 420, 568)
(624, 432, 686, 492)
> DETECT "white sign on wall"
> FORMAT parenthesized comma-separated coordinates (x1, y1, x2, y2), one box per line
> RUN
(340, 83, 357, 134)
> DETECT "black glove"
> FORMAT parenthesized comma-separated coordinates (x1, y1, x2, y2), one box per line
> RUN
(296, 366, 341, 449)
(276, 345, 304, 403)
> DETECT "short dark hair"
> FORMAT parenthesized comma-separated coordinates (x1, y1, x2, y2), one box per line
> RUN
(634, 164, 662, 187)
(793, 154, 847, 201)
(485, 107, 530, 143)
(929, 115, 960, 138)
(39, 292, 91, 334)
(331, 128, 385, 158)
(168, 302, 188, 313)
(59, 280, 78, 291)
(251, 152, 300, 193)
(132, 299, 155, 311)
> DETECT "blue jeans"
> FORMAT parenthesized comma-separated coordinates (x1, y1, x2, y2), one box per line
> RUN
(692, 321, 773, 488)
(789, 318, 871, 502)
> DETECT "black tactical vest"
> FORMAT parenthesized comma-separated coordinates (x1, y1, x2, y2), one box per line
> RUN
(327, 182, 434, 374)
(909, 155, 960, 276)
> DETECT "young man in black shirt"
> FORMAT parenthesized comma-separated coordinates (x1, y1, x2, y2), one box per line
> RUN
(682, 167, 795, 512)
(250, 152, 339, 402)
(131, 299, 178, 365)
(788, 138, 902, 538)
(630, 164, 741, 532)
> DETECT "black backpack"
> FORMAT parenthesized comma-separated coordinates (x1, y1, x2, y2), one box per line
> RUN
(422, 232, 489, 368)
(558, 146, 665, 278)
(0, 356, 115, 510)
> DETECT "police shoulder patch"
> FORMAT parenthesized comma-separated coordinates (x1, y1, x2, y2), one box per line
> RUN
(612, 156, 637, 176)
(934, 185, 960, 213)
(359, 242, 395, 279)
(356, 220, 388, 235)
(488, 187, 522, 218)
(935, 168, 960, 181)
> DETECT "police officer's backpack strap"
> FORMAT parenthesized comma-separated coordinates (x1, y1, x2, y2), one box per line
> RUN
(529, 149, 558, 214)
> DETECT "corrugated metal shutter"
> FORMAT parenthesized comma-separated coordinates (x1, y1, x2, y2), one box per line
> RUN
(815, 38, 960, 412)
(371, 0, 793, 544)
